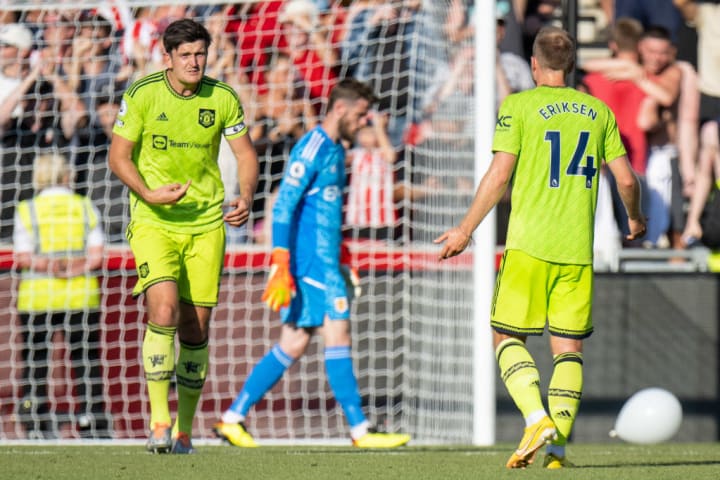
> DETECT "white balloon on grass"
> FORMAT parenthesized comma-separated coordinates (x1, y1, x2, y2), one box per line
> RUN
(609, 387, 683, 444)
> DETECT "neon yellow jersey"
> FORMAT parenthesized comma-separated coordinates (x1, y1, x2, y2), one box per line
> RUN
(493, 86, 626, 265)
(113, 70, 248, 233)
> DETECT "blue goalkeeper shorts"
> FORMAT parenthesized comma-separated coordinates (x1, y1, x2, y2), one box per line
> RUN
(281, 271, 351, 328)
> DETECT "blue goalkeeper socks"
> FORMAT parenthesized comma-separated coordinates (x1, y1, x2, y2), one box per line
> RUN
(228, 344, 293, 417)
(325, 346, 366, 427)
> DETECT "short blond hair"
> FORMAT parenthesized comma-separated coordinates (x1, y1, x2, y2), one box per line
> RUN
(532, 26, 576, 75)
(32, 154, 73, 191)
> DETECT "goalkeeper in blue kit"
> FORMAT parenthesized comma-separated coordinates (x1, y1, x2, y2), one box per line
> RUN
(214, 78, 410, 448)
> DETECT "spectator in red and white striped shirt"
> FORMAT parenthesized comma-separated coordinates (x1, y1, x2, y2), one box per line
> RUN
(345, 111, 398, 241)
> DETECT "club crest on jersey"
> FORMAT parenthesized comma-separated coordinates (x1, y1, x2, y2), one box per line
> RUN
(334, 296, 349, 314)
(198, 108, 215, 128)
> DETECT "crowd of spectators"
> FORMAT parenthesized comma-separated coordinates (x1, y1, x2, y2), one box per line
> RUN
(575, 0, 719, 253)
(1, 0, 719, 257)
(0, 1, 449, 246)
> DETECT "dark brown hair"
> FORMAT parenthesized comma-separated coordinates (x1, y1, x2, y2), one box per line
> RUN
(327, 78, 378, 111)
(162, 18, 211, 54)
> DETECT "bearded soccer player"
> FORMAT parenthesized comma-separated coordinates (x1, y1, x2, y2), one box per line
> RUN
(109, 19, 258, 454)
(436, 26, 646, 469)
(213, 78, 410, 449)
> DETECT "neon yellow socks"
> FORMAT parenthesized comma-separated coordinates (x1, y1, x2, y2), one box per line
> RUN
(173, 340, 209, 438)
(548, 352, 583, 445)
(142, 322, 176, 429)
(496, 338, 545, 420)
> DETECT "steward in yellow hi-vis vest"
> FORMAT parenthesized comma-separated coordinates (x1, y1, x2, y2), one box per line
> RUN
(12, 154, 112, 439)
(15, 193, 101, 312)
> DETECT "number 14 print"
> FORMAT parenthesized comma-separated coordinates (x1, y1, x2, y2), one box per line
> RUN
(545, 130, 597, 189)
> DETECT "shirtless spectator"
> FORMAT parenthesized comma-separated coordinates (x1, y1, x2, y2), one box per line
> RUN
(674, 0, 720, 248)
(584, 23, 689, 248)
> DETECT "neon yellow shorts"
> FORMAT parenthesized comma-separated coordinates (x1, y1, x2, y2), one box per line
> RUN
(491, 249, 593, 339)
(127, 221, 226, 307)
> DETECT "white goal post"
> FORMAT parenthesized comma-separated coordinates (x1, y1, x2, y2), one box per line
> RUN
(0, 0, 495, 444)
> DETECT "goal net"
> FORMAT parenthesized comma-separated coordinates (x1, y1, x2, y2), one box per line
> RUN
(0, 0, 481, 443)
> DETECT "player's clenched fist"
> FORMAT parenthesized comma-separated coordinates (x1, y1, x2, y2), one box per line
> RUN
(262, 248, 296, 311)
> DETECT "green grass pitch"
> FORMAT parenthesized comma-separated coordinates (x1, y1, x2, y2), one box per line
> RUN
(2, 443, 720, 480)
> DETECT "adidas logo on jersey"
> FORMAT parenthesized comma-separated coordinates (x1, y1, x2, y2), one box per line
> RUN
(156, 112, 169, 121)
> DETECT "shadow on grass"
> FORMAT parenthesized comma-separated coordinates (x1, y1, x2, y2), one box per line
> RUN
(276, 446, 509, 455)
(578, 460, 720, 469)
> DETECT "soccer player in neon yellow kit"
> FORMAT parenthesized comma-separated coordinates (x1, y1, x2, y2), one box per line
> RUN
(109, 19, 258, 454)
(436, 26, 646, 469)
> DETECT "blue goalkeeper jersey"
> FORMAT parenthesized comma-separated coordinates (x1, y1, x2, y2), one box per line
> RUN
(272, 126, 345, 286)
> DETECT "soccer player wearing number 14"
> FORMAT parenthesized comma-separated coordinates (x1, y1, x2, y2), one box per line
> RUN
(436, 27, 646, 469)
(214, 78, 410, 448)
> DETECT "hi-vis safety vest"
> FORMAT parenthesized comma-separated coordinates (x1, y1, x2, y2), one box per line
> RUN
(16, 192, 100, 312)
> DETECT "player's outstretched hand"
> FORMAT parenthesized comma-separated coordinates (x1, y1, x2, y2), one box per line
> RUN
(262, 248, 296, 311)
(146, 180, 191, 205)
(434, 226, 472, 261)
(223, 197, 251, 227)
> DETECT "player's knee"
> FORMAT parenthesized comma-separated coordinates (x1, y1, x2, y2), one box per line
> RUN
(321, 319, 351, 346)
(550, 337, 583, 356)
(149, 303, 180, 327)
(278, 333, 310, 359)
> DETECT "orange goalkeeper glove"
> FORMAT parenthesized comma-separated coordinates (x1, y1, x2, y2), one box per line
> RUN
(262, 248, 296, 311)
